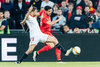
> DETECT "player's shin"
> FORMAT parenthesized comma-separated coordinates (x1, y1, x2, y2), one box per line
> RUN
(56, 43, 66, 54)
(19, 53, 28, 63)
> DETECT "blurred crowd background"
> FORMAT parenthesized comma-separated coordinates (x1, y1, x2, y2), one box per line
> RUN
(0, 0, 100, 34)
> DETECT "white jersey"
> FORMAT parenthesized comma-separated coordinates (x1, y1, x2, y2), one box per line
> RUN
(26, 15, 43, 38)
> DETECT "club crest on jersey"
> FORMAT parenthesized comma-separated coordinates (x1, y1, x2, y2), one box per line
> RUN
(46, 18, 49, 20)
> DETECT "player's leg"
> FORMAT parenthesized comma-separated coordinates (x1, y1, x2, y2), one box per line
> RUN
(16, 37, 38, 64)
(46, 35, 72, 56)
(33, 34, 56, 61)
(37, 35, 56, 54)
(36, 35, 57, 55)
(37, 43, 54, 54)
(33, 42, 55, 61)
(38, 36, 62, 61)
(55, 47, 61, 61)
(34, 43, 62, 62)
(15, 44, 37, 64)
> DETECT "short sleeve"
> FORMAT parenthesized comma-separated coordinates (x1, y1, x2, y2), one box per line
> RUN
(39, 10, 45, 16)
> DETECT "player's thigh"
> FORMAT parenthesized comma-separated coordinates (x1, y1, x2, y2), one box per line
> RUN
(29, 37, 39, 46)
(46, 35, 58, 45)
(46, 42, 55, 48)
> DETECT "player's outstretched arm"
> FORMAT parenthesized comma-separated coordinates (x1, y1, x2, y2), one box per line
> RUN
(47, 16, 62, 26)
(20, 6, 33, 25)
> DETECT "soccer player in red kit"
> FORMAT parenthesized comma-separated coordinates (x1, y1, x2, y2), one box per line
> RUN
(33, 6, 72, 62)
(39, 9, 62, 62)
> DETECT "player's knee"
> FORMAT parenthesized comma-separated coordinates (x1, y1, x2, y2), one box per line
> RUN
(53, 40, 59, 45)
(49, 44, 55, 48)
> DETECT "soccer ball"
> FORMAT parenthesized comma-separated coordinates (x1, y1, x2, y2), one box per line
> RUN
(72, 46, 81, 55)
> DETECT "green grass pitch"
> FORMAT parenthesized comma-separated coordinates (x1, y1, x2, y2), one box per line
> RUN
(1, 62, 100, 67)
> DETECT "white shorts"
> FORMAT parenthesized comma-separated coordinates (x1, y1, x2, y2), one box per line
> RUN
(29, 33, 48, 45)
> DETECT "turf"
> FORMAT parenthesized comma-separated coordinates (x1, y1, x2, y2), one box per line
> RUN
(0, 62, 100, 67)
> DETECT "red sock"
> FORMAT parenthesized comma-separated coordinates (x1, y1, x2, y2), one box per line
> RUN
(38, 45, 52, 54)
(55, 47, 61, 61)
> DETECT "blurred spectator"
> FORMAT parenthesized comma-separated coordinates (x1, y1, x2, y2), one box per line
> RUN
(25, 0, 31, 5)
(57, 0, 62, 7)
(91, 0, 98, 9)
(4, 10, 15, 29)
(0, 10, 10, 34)
(24, 0, 31, 9)
(10, 0, 13, 3)
(30, 0, 41, 11)
(1, 0, 13, 15)
(0, 0, 4, 9)
(59, 0, 68, 15)
(84, 5, 90, 15)
(50, 0, 57, 3)
(64, 3, 75, 26)
(89, 1, 96, 15)
(0, 0, 4, 4)
(60, 25, 72, 34)
(73, 27, 85, 33)
(0, 1, 1, 9)
(68, 0, 75, 3)
(14, 0, 27, 29)
(52, 9, 66, 30)
(51, 4, 59, 19)
(41, 0, 54, 10)
(69, 6, 88, 29)
(73, 0, 85, 11)
(83, 5, 96, 28)
(84, 0, 90, 6)
(92, 9, 100, 29)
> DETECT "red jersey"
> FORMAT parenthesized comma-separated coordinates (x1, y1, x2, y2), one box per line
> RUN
(39, 10, 53, 36)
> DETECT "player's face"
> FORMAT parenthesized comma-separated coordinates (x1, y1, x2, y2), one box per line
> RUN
(31, 9, 37, 16)
(46, 9, 52, 16)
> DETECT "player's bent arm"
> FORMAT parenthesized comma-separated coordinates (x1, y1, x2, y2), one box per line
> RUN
(47, 16, 62, 26)
(0, 25, 5, 31)
(21, 6, 33, 24)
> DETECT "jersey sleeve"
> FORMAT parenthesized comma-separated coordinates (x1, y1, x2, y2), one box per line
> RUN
(39, 10, 45, 16)
(2, 20, 8, 26)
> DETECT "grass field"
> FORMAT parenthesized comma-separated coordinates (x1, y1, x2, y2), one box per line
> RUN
(1, 62, 100, 67)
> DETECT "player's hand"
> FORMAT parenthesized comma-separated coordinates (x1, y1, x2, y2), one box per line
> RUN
(20, 21, 25, 25)
(29, 5, 33, 12)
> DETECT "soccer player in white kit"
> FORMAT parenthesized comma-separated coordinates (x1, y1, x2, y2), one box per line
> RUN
(15, 6, 60, 64)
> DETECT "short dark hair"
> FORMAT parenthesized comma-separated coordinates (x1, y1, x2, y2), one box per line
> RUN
(32, 6, 37, 12)
(44, 6, 52, 11)
(68, 2, 73, 6)
(53, 3, 59, 8)
(0, 10, 3, 13)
